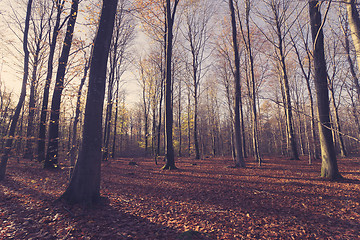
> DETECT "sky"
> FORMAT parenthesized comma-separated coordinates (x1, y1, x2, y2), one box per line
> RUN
(0, 0, 146, 107)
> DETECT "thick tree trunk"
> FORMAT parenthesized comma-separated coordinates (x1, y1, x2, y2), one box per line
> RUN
(309, 0, 342, 180)
(229, 0, 245, 168)
(45, 0, 79, 169)
(61, 0, 118, 204)
(0, 0, 33, 181)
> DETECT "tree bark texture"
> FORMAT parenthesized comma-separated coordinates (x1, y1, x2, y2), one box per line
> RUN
(61, 0, 118, 204)
(163, 0, 179, 170)
(229, 0, 245, 168)
(309, 0, 342, 180)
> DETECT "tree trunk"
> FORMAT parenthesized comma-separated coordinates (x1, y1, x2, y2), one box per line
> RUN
(229, 0, 245, 168)
(194, 87, 200, 160)
(60, 0, 118, 204)
(37, 0, 64, 163)
(178, 78, 182, 157)
(238, 0, 260, 164)
(112, 80, 120, 159)
(342, 17, 360, 100)
(309, 0, 342, 180)
(278, 43, 299, 160)
(187, 91, 191, 157)
(329, 87, 347, 157)
(45, 0, 79, 169)
(0, 0, 33, 181)
(346, 0, 360, 96)
(163, 0, 179, 170)
(24, 21, 45, 159)
(69, 56, 89, 177)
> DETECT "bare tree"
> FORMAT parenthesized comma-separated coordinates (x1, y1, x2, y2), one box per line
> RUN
(0, 0, 33, 181)
(228, 0, 245, 168)
(162, 0, 180, 170)
(61, 0, 118, 204)
(45, 0, 79, 169)
(24, 0, 50, 159)
(237, 0, 262, 164)
(309, 0, 342, 180)
(257, 0, 299, 160)
(181, 0, 213, 160)
(37, 0, 66, 163)
(103, 0, 135, 161)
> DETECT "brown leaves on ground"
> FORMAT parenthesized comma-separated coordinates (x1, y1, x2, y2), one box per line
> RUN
(0, 156, 359, 239)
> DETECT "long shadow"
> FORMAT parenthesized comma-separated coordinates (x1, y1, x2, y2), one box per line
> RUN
(0, 177, 202, 240)
(106, 180, 359, 239)
(58, 201, 187, 239)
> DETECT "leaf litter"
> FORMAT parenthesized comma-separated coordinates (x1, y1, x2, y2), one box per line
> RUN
(0, 156, 359, 239)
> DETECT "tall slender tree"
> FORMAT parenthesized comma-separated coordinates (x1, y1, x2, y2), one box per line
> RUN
(37, 0, 66, 163)
(24, 0, 49, 159)
(259, 0, 299, 160)
(0, 0, 33, 181)
(162, 0, 180, 170)
(45, 0, 79, 169)
(237, 0, 261, 164)
(181, 0, 213, 160)
(229, 0, 245, 168)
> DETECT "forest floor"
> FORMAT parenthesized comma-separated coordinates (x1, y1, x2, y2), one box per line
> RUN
(0, 155, 359, 240)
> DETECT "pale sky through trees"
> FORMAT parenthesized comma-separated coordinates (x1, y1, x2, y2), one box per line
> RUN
(0, 0, 141, 106)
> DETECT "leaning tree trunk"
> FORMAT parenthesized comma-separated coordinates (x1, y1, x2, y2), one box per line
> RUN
(0, 0, 33, 181)
(309, 0, 342, 180)
(45, 0, 79, 169)
(60, 0, 118, 205)
(229, 0, 245, 168)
